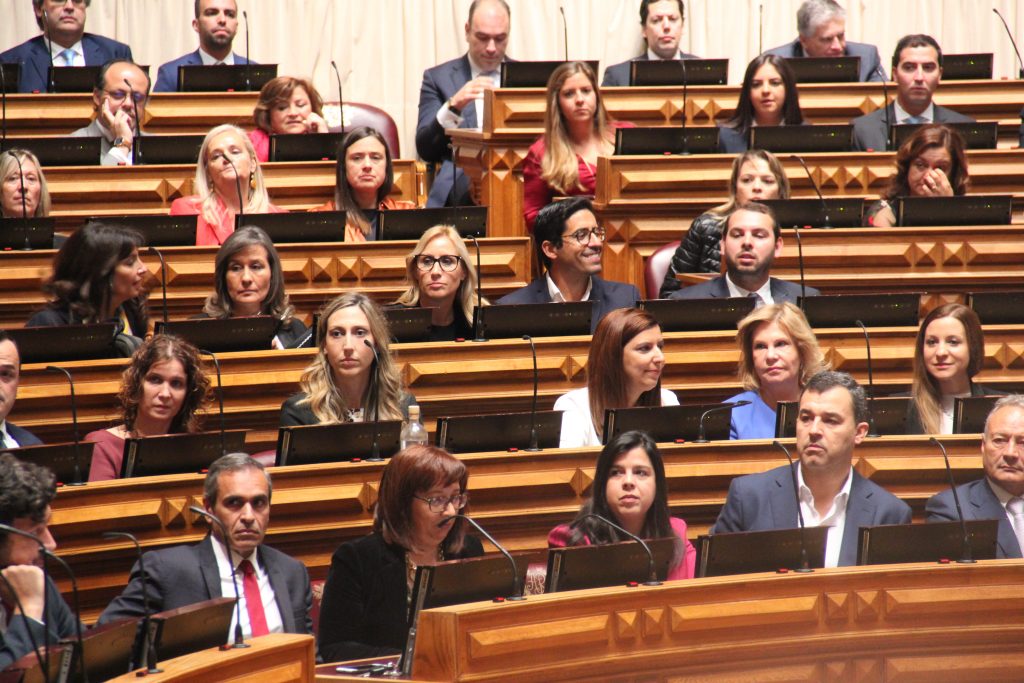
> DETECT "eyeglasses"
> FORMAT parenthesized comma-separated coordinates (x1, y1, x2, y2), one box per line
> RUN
(415, 254, 462, 272)
(561, 227, 606, 246)
(103, 89, 147, 104)
(414, 493, 469, 513)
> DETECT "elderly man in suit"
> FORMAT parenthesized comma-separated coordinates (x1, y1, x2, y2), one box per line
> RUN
(154, 0, 256, 93)
(99, 453, 313, 640)
(602, 0, 700, 87)
(669, 203, 819, 306)
(416, 0, 511, 207)
(69, 60, 150, 166)
(0, 0, 133, 94)
(927, 395, 1024, 559)
(0, 331, 42, 448)
(713, 371, 912, 567)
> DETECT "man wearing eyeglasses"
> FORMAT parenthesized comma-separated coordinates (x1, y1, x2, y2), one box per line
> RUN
(497, 197, 641, 333)
(69, 59, 150, 166)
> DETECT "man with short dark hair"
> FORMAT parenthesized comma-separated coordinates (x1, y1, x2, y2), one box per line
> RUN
(852, 34, 974, 151)
(154, 0, 256, 93)
(0, 332, 42, 448)
(764, 0, 884, 82)
(99, 453, 313, 640)
(668, 203, 818, 305)
(713, 371, 912, 567)
(602, 0, 699, 87)
(0, 0, 133, 94)
(927, 395, 1024, 559)
(69, 59, 150, 166)
(497, 197, 640, 333)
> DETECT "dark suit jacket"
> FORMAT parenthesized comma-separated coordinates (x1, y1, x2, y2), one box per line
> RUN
(496, 276, 641, 333)
(0, 34, 133, 94)
(712, 464, 913, 566)
(280, 392, 417, 426)
(926, 478, 1022, 559)
(902, 382, 1004, 435)
(0, 576, 81, 671)
(852, 102, 975, 152)
(717, 123, 748, 153)
(601, 52, 700, 87)
(98, 536, 313, 637)
(317, 532, 483, 663)
(153, 50, 254, 92)
(6, 422, 42, 447)
(764, 39, 885, 82)
(667, 275, 819, 305)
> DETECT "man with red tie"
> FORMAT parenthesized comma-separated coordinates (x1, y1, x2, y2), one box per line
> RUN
(98, 454, 312, 641)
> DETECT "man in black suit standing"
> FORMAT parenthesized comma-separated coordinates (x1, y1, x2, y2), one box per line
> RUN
(852, 34, 974, 152)
(497, 197, 640, 333)
(602, 0, 699, 87)
(0, 331, 42, 448)
(669, 203, 818, 305)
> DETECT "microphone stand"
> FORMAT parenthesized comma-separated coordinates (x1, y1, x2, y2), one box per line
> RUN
(522, 335, 540, 451)
(187, 506, 248, 648)
(362, 339, 384, 461)
(222, 155, 245, 222)
(439, 514, 524, 600)
(242, 11, 252, 91)
(1, 59, 7, 145)
(572, 513, 660, 585)
(123, 78, 142, 165)
(693, 400, 751, 443)
(44, 365, 84, 485)
(854, 320, 878, 437)
(994, 8, 1024, 79)
(44, 16, 56, 94)
(469, 235, 487, 342)
(330, 60, 345, 135)
(772, 441, 813, 572)
(198, 350, 227, 455)
(101, 531, 161, 672)
(874, 65, 892, 150)
(792, 223, 806, 309)
(559, 6, 569, 62)
(790, 154, 831, 228)
(930, 437, 975, 564)
(678, 58, 690, 156)
(148, 245, 169, 326)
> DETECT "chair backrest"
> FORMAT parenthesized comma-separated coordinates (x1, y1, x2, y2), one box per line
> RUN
(310, 578, 325, 635)
(644, 240, 681, 299)
(323, 101, 401, 158)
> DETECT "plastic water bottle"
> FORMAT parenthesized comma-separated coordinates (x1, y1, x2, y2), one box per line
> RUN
(401, 405, 428, 449)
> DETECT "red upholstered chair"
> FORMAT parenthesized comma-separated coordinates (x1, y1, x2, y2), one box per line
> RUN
(310, 578, 325, 635)
(644, 240, 680, 299)
(323, 101, 401, 158)
(250, 450, 276, 468)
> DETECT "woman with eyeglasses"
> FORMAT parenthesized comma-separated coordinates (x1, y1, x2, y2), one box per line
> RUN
(317, 444, 483, 662)
(390, 225, 488, 341)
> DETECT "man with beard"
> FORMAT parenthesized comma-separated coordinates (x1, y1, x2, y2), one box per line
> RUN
(669, 203, 818, 305)
(154, 0, 256, 92)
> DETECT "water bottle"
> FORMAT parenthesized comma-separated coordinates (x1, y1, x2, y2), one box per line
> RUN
(400, 405, 428, 449)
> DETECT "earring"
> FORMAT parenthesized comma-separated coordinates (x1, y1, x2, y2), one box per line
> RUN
(249, 173, 256, 191)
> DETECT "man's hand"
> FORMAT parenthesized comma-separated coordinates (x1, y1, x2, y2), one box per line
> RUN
(99, 98, 135, 145)
(1, 565, 46, 621)
(450, 76, 497, 112)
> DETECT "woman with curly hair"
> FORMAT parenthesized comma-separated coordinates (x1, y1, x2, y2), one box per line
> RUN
(86, 334, 211, 481)
(248, 76, 328, 162)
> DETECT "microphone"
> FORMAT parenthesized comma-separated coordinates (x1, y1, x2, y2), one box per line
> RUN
(522, 335, 540, 451)
(994, 8, 1024, 79)
(44, 366, 84, 485)
(790, 154, 831, 228)
(198, 350, 226, 455)
(854, 320, 878, 438)
(930, 436, 975, 564)
(468, 235, 486, 342)
(242, 10, 252, 91)
(1, 58, 7, 145)
(571, 513, 660, 585)
(693, 400, 751, 443)
(101, 531, 161, 673)
(187, 506, 248, 648)
(438, 514, 524, 600)
(123, 77, 142, 165)
(559, 6, 568, 62)
(148, 246, 168, 325)
(772, 441, 812, 573)
(43, 13, 56, 93)
(362, 339, 384, 462)
(678, 58, 690, 156)
(792, 223, 806, 308)
(221, 154, 245, 221)
(874, 64, 893, 150)
(330, 60, 346, 135)
(758, 3, 764, 55)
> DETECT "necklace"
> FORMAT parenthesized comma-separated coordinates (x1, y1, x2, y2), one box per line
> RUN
(405, 546, 444, 600)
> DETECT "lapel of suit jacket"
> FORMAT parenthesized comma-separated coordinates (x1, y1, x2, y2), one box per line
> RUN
(971, 479, 1022, 559)
(197, 535, 223, 599)
(452, 55, 477, 129)
(769, 465, 799, 529)
(840, 472, 875, 566)
(710, 277, 730, 298)
(82, 35, 103, 67)
(259, 546, 296, 632)
(28, 36, 50, 87)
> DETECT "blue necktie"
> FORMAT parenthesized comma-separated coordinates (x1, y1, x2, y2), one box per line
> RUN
(59, 48, 76, 67)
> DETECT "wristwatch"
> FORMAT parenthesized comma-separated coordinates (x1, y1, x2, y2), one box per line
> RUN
(112, 136, 132, 151)
(447, 97, 462, 115)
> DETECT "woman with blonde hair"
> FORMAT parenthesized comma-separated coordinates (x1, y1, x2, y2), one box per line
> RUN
(727, 302, 827, 439)
(0, 149, 50, 218)
(170, 123, 286, 246)
(248, 76, 328, 162)
(392, 225, 487, 341)
(280, 292, 414, 425)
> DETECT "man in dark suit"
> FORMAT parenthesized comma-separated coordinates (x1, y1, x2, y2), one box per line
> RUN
(852, 34, 973, 152)
(69, 60, 150, 166)
(416, 0, 510, 207)
(99, 454, 313, 640)
(927, 395, 1024, 559)
(0, 331, 42, 448)
(713, 371, 912, 567)
(497, 197, 640, 333)
(669, 202, 819, 305)
(154, 0, 255, 93)
(764, 0, 884, 83)
(602, 0, 699, 87)
(0, 0, 133, 94)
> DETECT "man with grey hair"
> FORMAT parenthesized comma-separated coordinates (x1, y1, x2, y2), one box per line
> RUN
(99, 453, 312, 640)
(713, 370, 911, 567)
(927, 395, 1024, 559)
(764, 0, 884, 82)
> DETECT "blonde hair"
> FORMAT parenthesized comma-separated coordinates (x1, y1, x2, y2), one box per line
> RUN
(0, 149, 50, 218)
(194, 124, 271, 228)
(394, 225, 488, 323)
(736, 302, 827, 392)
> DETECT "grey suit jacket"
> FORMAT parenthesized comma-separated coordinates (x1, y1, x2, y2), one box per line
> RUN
(926, 478, 1022, 559)
(712, 464, 913, 566)
(496, 276, 640, 333)
(68, 118, 150, 166)
(851, 102, 975, 152)
(764, 39, 885, 82)
(601, 52, 700, 87)
(667, 275, 819, 304)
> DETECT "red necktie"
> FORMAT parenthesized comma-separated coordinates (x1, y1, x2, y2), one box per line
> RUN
(239, 559, 270, 637)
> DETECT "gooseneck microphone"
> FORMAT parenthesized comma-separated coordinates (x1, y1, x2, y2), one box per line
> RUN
(468, 235, 486, 342)
(522, 335, 540, 451)
(994, 8, 1024, 79)
(693, 400, 751, 443)
(757, 3, 764, 55)
(791, 223, 806, 308)
(330, 60, 345, 135)
(221, 154, 245, 221)
(678, 59, 690, 155)
(930, 437, 975, 564)
(790, 154, 831, 228)
(1, 58, 7, 144)
(44, 366, 84, 485)
(123, 78, 142, 164)
(242, 10, 252, 91)
(44, 14, 56, 93)
(439, 514, 524, 600)
(572, 513, 660, 586)
(559, 6, 568, 62)
(148, 245, 169, 325)
(363, 339, 384, 462)
(101, 531, 161, 672)
(198, 350, 227, 455)
(772, 441, 813, 573)
(187, 505, 248, 648)
(873, 65, 892, 150)
(854, 320, 878, 437)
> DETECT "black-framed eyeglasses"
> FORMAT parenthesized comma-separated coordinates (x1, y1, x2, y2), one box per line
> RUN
(415, 254, 462, 272)
(561, 227, 606, 246)
(414, 493, 469, 513)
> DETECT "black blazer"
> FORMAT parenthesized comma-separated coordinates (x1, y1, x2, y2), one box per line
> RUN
(902, 382, 1005, 435)
(317, 532, 484, 662)
(0, 577, 81, 671)
(852, 102, 974, 152)
(601, 52, 700, 87)
(495, 276, 641, 333)
(280, 392, 417, 426)
(667, 275, 819, 304)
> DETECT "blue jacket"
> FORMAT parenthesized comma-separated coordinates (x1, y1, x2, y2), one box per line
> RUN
(153, 50, 255, 92)
(496, 276, 640, 333)
(668, 275, 818, 304)
(6, 422, 43, 447)
(601, 52, 701, 87)
(0, 33, 132, 93)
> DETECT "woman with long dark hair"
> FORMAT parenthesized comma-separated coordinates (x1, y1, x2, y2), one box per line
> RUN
(717, 54, 805, 153)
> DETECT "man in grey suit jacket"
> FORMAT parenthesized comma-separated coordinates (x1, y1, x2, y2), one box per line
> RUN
(416, 0, 511, 207)
(764, 0, 884, 83)
(852, 34, 973, 152)
(926, 395, 1024, 559)
(69, 60, 150, 166)
(602, 0, 699, 87)
(713, 371, 912, 567)
(99, 454, 313, 640)
(154, 0, 254, 92)
(669, 202, 819, 305)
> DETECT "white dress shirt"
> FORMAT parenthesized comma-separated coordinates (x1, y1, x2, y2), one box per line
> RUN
(724, 274, 774, 306)
(0, 420, 21, 448)
(210, 536, 284, 638)
(646, 48, 689, 61)
(49, 40, 83, 66)
(797, 466, 853, 568)
(199, 48, 235, 66)
(546, 273, 593, 304)
(894, 100, 936, 124)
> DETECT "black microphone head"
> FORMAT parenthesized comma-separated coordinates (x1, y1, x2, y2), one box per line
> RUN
(522, 334, 531, 341)
(436, 513, 460, 528)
